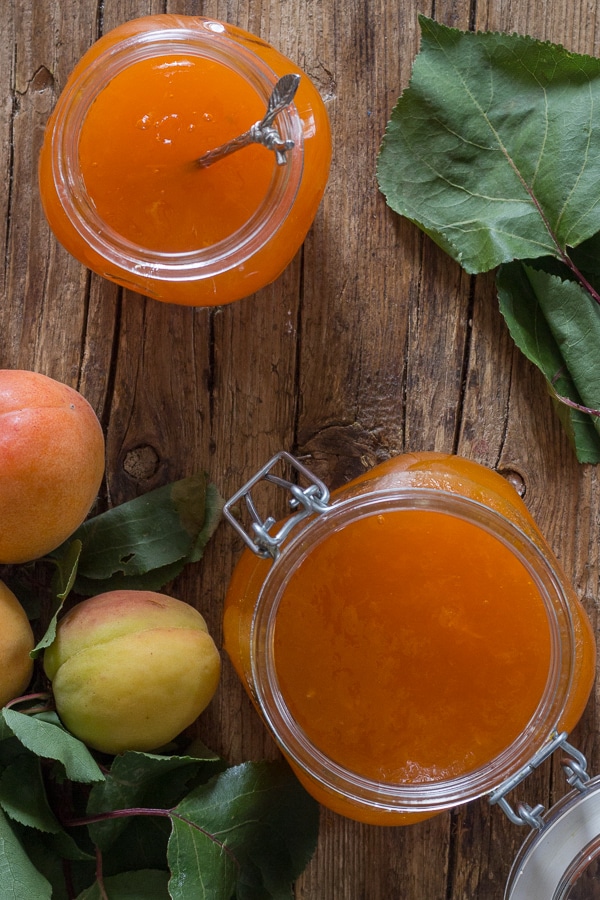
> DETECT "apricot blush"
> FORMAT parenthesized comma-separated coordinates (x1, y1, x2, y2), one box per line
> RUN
(44, 590, 221, 754)
(0, 369, 105, 563)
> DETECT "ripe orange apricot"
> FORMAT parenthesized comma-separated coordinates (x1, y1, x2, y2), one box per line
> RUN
(0, 369, 105, 563)
(0, 579, 34, 706)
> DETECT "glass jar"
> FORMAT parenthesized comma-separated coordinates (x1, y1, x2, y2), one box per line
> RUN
(223, 451, 596, 830)
(38, 15, 331, 306)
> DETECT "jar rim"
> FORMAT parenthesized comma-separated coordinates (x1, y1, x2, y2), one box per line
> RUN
(49, 21, 304, 282)
(250, 488, 576, 815)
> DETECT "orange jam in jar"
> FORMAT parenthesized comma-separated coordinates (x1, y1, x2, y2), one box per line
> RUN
(38, 16, 331, 306)
(223, 452, 595, 824)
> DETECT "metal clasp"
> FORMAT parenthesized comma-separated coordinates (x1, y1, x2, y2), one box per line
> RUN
(489, 732, 591, 829)
(223, 451, 331, 559)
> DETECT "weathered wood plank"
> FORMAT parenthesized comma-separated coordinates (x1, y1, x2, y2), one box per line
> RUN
(2, 0, 599, 896)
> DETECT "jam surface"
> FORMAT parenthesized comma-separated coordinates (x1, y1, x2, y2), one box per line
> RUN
(273, 508, 552, 783)
(78, 54, 275, 252)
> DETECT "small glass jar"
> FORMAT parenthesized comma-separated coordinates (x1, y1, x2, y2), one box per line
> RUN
(38, 15, 331, 306)
(223, 451, 596, 835)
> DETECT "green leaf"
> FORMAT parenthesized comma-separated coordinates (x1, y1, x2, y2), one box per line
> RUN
(377, 16, 600, 273)
(378, 17, 600, 459)
(87, 750, 225, 851)
(53, 476, 223, 595)
(51, 539, 82, 601)
(18, 827, 95, 900)
(31, 540, 82, 658)
(76, 868, 170, 899)
(0, 763, 95, 898)
(29, 828, 95, 863)
(168, 814, 236, 900)
(96, 817, 171, 880)
(0, 806, 53, 898)
(497, 261, 600, 461)
(0, 755, 61, 833)
(168, 760, 320, 900)
(1, 710, 104, 784)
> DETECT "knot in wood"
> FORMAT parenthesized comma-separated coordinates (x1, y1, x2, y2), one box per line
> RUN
(499, 468, 526, 498)
(123, 444, 160, 481)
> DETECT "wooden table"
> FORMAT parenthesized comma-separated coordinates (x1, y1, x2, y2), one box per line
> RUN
(3, 0, 599, 897)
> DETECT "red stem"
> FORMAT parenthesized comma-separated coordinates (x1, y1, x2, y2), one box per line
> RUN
(4, 691, 54, 713)
(551, 388, 600, 418)
(64, 807, 172, 826)
(63, 807, 241, 867)
(560, 252, 600, 306)
(62, 859, 76, 900)
(96, 846, 109, 900)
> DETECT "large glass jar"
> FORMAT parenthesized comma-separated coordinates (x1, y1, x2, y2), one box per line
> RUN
(223, 451, 596, 828)
(38, 15, 331, 306)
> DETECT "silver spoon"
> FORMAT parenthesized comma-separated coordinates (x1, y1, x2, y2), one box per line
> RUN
(195, 73, 301, 168)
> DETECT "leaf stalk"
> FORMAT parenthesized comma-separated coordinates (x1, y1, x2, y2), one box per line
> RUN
(3, 691, 54, 714)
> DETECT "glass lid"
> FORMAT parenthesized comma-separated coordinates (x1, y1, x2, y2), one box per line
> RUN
(504, 750, 600, 899)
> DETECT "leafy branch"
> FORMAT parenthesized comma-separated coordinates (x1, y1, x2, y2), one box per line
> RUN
(63, 806, 242, 867)
(0, 476, 320, 898)
(378, 16, 600, 461)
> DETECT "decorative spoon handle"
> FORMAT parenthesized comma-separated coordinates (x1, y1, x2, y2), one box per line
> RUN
(195, 74, 301, 168)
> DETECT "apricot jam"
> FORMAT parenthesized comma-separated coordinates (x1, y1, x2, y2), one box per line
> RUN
(38, 16, 331, 306)
(223, 453, 595, 824)
(77, 55, 279, 254)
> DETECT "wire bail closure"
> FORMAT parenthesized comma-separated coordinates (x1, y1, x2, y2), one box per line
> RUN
(489, 732, 590, 829)
(223, 451, 331, 559)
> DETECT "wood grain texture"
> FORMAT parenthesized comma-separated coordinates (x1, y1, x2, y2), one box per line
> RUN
(2, 0, 600, 897)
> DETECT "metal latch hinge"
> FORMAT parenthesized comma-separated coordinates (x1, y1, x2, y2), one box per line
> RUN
(488, 732, 590, 829)
(223, 451, 331, 559)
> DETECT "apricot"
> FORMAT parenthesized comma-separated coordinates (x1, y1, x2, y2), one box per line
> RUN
(0, 580, 34, 706)
(43, 590, 221, 754)
(0, 369, 105, 563)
